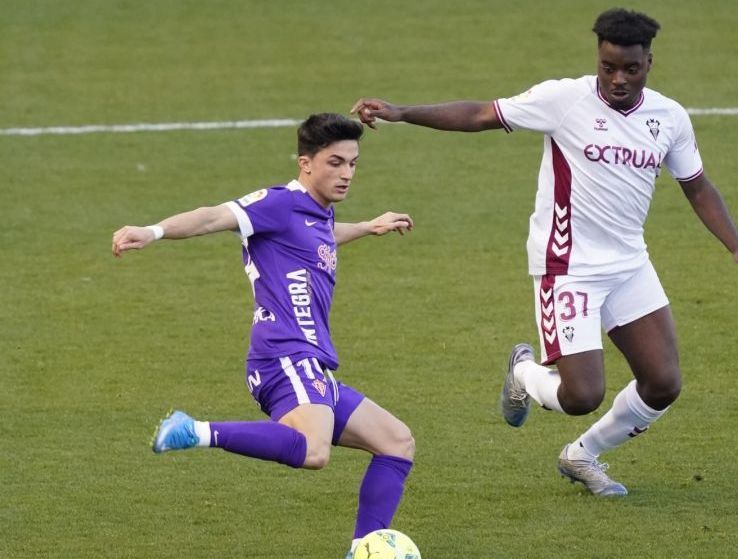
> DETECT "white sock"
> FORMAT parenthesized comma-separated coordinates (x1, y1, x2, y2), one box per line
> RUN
(194, 420, 211, 447)
(565, 440, 596, 462)
(515, 360, 564, 413)
(575, 380, 667, 457)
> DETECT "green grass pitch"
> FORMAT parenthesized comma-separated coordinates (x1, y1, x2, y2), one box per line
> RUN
(2, 1, 737, 557)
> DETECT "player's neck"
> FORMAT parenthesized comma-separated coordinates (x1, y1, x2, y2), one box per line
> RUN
(297, 174, 332, 209)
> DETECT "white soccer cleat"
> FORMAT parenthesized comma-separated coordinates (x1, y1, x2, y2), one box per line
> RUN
(557, 444, 628, 497)
(500, 343, 534, 427)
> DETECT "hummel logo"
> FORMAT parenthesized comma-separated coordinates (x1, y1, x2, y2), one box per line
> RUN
(305, 219, 317, 226)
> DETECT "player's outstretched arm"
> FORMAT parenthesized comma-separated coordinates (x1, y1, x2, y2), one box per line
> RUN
(350, 98, 503, 132)
(334, 212, 414, 246)
(112, 204, 238, 257)
(679, 174, 738, 263)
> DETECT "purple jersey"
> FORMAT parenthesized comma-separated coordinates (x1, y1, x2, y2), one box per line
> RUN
(224, 180, 339, 369)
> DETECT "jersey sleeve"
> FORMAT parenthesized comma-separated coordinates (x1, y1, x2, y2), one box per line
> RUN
(224, 187, 293, 239)
(494, 78, 580, 134)
(663, 106, 703, 182)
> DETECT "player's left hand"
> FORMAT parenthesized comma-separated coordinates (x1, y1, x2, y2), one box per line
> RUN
(368, 212, 414, 236)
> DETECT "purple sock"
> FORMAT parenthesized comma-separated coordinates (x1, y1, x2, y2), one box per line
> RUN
(209, 421, 307, 469)
(353, 455, 414, 539)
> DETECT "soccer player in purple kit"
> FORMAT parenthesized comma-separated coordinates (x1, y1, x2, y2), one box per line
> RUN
(352, 9, 738, 496)
(112, 113, 415, 557)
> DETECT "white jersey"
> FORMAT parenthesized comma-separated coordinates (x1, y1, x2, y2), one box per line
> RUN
(495, 75, 703, 276)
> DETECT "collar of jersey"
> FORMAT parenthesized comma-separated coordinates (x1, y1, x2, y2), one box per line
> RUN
(287, 179, 307, 192)
(287, 179, 334, 218)
(595, 78, 645, 117)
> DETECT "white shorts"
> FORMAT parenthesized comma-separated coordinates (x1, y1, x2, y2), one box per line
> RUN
(533, 260, 669, 365)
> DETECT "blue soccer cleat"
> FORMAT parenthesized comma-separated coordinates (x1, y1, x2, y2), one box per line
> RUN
(500, 343, 534, 427)
(151, 410, 198, 453)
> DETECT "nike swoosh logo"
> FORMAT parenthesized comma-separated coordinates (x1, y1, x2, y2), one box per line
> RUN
(305, 220, 317, 226)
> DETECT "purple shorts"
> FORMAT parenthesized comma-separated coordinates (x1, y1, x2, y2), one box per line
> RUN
(245, 352, 365, 445)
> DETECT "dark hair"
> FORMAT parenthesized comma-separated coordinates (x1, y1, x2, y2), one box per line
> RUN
(593, 8, 660, 49)
(297, 113, 363, 156)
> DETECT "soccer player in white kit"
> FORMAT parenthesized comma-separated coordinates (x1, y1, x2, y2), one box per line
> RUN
(351, 8, 738, 496)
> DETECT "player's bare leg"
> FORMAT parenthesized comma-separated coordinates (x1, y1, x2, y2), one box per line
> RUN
(502, 346, 605, 421)
(555, 350, 606, 415)
(608, 305, 681, 410)
(338, 397, 414, 459)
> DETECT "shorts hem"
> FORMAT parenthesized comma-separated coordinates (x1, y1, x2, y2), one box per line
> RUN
(542, 350, 561, 366)
(543, 345, 605, 365)
(604, 301, 669, 333)
(270, 401, 333, 422)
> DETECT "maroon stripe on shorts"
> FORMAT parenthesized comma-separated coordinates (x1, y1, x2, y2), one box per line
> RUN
(540, 274, 561, 364)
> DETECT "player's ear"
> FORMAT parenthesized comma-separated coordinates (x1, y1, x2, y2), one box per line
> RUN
(297, 154, 312, 174)
(647, 52, 653, 70)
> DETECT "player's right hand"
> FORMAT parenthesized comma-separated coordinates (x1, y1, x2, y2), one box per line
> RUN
(112, 225, 157, 257)
(350, 98, 401, 129)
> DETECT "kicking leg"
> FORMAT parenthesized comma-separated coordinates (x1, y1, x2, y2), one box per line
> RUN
(336, 393, 414, 553)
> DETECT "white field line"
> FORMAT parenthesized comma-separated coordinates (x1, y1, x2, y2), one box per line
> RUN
(1, 109, 737, 137)
(0, 119, 302, 137)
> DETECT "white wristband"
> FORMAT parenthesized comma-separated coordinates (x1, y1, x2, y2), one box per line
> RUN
(146, 225, 164, 240)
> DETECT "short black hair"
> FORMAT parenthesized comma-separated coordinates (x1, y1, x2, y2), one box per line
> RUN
(297, 113, 363, 156)
(593, 8, 661, 49)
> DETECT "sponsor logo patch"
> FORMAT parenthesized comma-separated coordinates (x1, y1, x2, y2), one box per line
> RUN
(317, 243, 337, 272)
(594, 117, 608, 131)
(238, 189, 268, 206)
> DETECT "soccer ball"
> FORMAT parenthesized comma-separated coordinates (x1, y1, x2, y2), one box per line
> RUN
(353, 529, 421, 559)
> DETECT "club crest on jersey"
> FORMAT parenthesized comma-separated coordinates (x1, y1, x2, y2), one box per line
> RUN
(317, 243, 337, 272)
(312, 379, 327, 397)
(646, 118, 660, 141)
(563, 326, 575, 342)
(594, 118, 608, 131)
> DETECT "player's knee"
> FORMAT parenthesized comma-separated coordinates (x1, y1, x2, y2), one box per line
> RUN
(643, 370, 682, 409)
(381, 421, 415, 460)
(302, 441, 332, 470)
(398, 426, 416, 461)
(560, 389, 604, 416)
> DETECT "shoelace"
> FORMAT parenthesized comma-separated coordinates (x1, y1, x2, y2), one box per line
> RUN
(509, 389, 528, 404)
(576, 458, 611, 480)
